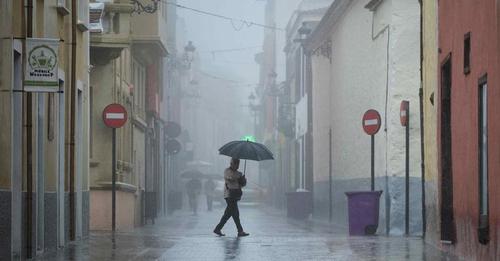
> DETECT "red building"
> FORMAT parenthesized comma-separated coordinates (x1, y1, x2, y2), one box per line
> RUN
(438, 0, 500, 259)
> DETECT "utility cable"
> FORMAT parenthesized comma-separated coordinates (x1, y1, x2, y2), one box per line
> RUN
(163, 1, 285, 31)
(200, 45, 262, 54)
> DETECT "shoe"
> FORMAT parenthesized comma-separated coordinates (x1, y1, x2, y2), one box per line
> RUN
(237, 232, 250, 237)
(213, 229, 225, 236)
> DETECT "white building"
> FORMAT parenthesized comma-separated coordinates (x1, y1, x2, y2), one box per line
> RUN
(305, 0, 422, 235)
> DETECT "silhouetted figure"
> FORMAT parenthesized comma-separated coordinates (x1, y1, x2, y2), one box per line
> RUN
(213, 158, 249, 237)
(204, 178, 216, 211)
(186, 178, 202, 215)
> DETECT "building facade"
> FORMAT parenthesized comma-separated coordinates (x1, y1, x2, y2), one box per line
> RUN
(435, 0, 500, 259)
(274, 0, 332, 212)
(305, 0, 423, 235)
(89, 0, 169, 230)
(0, 0, 90, 259)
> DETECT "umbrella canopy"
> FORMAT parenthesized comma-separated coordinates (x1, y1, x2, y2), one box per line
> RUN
(218, 140, 274, 161)
(180, 169, 204, 179)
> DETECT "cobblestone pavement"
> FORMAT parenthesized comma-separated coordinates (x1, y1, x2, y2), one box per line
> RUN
(38, 203, 459, 261)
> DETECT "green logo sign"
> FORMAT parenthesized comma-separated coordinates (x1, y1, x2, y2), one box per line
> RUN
(28, 45, 57, 74)
(25, 38, 60, 92)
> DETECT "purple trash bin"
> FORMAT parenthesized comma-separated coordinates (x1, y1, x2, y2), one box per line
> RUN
(345, 190, 383, 236)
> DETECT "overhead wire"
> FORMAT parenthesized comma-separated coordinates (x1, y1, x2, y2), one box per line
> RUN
(163, 1, 285, 31)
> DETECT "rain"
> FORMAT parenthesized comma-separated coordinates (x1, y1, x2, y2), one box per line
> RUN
(0, 0, 494, 260)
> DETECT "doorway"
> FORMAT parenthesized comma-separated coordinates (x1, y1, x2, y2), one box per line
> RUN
(440, 56, 455, 243)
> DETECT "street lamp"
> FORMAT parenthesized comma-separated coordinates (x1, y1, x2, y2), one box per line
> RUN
(183, 41, 196, 68)
(131, 0, 160, 14)
(248, 92, 259, 132)
(248, 92, 256, 106)
(297, 22, 312, 40)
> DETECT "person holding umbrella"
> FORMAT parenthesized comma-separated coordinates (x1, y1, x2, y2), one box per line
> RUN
(213, 158, 249, 237)
(214, 139, 274, 237)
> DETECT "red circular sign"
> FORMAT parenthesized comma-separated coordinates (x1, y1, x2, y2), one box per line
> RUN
(400, 101, 409, 126)
(362, 109, 381, 135)
(102, 103, 128, 128)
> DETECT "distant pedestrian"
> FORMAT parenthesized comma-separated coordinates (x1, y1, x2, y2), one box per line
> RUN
(213, 158, 249, 237)
(186, 178, 202, 215)
(204, 178, 216, 211)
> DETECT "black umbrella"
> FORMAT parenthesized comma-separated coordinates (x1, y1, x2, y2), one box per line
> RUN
(218, 140, 274, 175)
(180, 169, 204, 179)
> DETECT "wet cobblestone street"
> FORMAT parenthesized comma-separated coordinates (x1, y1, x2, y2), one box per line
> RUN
(38, 204, 459, 261)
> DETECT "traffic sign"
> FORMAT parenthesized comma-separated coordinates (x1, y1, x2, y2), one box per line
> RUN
(102, 103, 127, 128)
(362, 109, 381, 135)
(166, 138, 182, 155)
(400, 101, 409, 126)
(165, 121, 181, 138)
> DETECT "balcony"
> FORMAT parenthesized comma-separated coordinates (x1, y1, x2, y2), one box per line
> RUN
(89, 1, 134, 65)
(130, 1, 169, 57)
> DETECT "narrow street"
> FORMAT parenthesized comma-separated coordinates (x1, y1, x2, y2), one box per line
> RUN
(38, 204, 457, 261)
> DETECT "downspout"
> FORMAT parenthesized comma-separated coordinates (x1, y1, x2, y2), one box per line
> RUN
(370, 11, 391, 235)
(418, 0, 427, 237)
(69, 0, 77, 241)
(25, 0, 33, 257)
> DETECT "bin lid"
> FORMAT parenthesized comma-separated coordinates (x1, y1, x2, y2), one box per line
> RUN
(345, 190, 383, 197)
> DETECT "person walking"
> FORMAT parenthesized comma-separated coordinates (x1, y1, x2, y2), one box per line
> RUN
(204, 178, 216, 211)
(213, 158, 249, 237)
(186, 178, 202, 215)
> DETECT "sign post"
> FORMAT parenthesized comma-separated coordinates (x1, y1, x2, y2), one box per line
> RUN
(401, 100, 410, 235)
(362, 109, 381, 191)
(102, 104, 128, 231)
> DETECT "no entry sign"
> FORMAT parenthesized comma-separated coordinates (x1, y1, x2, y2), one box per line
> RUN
(102, 103, 127, 128)
(362, 109, 381, 136)
(400, 101, 409, 126)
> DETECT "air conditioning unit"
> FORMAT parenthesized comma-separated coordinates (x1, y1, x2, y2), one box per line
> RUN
(89, 3, 105, 33)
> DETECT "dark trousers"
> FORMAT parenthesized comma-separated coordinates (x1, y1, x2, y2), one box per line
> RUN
(188, 194, 198, 214)
(215, 199, 243, 232)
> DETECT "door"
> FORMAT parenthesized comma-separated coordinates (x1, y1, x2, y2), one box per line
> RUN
(440, 56, 455, 243)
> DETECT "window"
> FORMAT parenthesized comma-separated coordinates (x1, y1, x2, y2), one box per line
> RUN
(464, 32, 471, 74)
(478, 75, 489, 244)
(132, 58, 146, 118)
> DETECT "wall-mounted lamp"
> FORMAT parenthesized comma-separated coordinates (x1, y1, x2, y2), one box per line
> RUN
(183, 41, 196, 69)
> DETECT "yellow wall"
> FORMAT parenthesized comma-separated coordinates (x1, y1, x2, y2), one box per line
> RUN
(0, 0, 90, 192)
(422, 0, 440, 243)
(0, 1, 13, 188)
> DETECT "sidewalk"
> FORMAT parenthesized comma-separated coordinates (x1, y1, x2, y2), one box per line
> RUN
(37, 203, 459, 261)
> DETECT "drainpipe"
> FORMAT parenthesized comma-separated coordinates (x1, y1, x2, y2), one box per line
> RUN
(418, 0, 427, 237)
(25, 0, 33, 258)
(69, 0, 77, 241)
(370, 11, 391, 236)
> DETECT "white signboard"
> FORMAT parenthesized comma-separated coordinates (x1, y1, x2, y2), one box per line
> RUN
(295, 94, 308, 139)
(24, 38, 59, 92)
